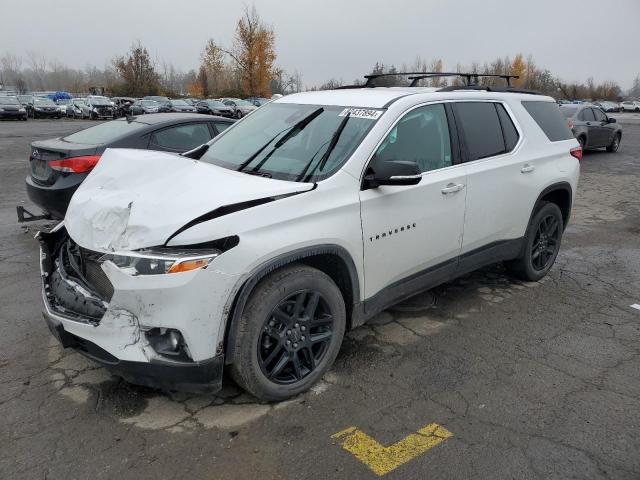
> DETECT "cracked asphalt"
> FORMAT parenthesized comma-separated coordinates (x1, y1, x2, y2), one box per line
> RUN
(1, 117, 639, 479)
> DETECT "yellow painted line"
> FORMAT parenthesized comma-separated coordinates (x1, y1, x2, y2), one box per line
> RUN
(331, 423, 453, 476)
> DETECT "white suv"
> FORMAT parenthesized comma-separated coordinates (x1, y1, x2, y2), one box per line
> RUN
(39, 78, 580, 400)
(621, 100, 640, 112)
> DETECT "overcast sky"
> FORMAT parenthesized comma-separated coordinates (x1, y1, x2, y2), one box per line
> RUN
(2, 0, 639, 89)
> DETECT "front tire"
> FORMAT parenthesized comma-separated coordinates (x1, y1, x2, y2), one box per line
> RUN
(606, 133, 621, 153)
(236, 110, 243, 119)
(230, 264, 346, 401)
(504, 202, 564, 282)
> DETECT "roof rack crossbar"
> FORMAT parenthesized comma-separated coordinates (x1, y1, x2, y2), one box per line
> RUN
(437, 85, 543, 96)
(361, 72, 519, 88)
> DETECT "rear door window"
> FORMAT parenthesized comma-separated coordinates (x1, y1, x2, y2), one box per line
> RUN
(453, 102, 506, 161)
(150, 123, 213, 151)
(522, 101, 575, 141)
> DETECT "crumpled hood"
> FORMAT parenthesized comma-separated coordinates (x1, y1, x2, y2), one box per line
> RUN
(65, 148, 313, 251)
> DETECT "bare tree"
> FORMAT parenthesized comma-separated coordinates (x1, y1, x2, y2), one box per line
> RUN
(628, 74, 640, 97)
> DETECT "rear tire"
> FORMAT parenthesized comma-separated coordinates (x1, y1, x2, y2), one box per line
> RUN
(606, 133, 621, 153)
(230, 264, 346, 401)
(236, 110, 243, 119)
(577, 135, 586, 149)
(504, 202, 564, 282)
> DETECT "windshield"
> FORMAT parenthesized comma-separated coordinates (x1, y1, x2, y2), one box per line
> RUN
(208, 100, 226, 108)
(18, 96, 32, 103)
(171, 99, 188, 106)
(57, 99, 72, 105)
(141, 100, 158, 107)
(0, 97, 20, 105)
(89, 97, 111, 106)
(199, 103, 380, 182)
(63, 119, 147, 145)
(34, 98, 56, 106)
(560, 107, 577, 118)
(234, 99, 253, 107)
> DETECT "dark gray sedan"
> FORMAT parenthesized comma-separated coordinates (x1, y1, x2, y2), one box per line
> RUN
(25, 113, 235, 218)
(560, 104, 622, 152)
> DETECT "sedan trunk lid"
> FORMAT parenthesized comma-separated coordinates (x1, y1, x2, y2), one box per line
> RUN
(30, 139, 99, 185)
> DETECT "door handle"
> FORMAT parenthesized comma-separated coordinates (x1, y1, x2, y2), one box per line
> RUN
(586, 122, 591, 125)
(521, 164, 535, 173)
(441, 183, 464, 194)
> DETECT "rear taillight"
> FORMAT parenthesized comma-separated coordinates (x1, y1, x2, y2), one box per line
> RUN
(567, 120, 573, 129)
(49, 155, 101, 173)
(570, 146, 582, 162)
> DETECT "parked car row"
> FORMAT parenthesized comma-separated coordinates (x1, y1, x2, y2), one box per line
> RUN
(557, 99, 640, 113)
(0, 93, 268, 122)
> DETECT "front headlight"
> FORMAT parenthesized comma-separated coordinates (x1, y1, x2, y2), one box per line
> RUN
(0, 108, 4, 112)
(20, 108, 26, 112)
(100, 248, 220, 276)
(92, 107, 98, 112)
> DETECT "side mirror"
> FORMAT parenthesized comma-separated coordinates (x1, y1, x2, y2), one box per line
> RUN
(363, 158, 422, 189)
(607, 117, 616, 123)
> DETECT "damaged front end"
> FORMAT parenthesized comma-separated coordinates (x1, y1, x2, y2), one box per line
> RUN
(37, 224, 226, 393)
(39, 225, 110, 324)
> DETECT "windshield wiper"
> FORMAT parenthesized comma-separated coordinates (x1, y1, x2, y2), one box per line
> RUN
(301, 112, 351, 182)
(236, 107, 324, 174)
(243, 170, 272, 178)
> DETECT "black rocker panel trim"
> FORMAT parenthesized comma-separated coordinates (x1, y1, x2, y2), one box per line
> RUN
(359, 237, 524, 322)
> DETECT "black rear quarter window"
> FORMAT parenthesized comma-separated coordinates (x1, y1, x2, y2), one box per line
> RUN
(522, 101, 574, 142)
(496, 104, 519, 151)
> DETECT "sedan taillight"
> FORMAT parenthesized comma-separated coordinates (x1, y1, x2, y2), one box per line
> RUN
(570, 147, 582, 162)
(49, 155, 102, 173)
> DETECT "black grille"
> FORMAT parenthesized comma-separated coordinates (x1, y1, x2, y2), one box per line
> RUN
(64, 240, 114, 302)
(80, 248, 115, 301)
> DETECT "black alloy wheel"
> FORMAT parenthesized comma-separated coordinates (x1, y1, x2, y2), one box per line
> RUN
(258, 289, 334, 384)
(531, 214, 560, 271)
(504, 202, 564, 281)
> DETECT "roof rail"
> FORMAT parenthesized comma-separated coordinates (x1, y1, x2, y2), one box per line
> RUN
(437, 85, 544, 95)
(359, 72, 520, 88)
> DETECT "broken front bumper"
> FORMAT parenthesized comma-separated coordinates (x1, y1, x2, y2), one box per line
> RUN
(38, 226, 235, 393)
(43, 312, 224, 392)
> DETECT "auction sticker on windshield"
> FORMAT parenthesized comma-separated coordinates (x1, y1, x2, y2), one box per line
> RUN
(339, 108, 384, 120)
